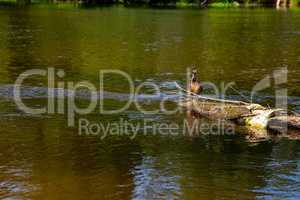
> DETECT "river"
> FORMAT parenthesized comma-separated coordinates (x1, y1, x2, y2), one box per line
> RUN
(0, 5, 300, 199)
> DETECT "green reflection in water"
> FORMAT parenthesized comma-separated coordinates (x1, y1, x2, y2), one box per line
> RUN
(0, 6, 300, 199)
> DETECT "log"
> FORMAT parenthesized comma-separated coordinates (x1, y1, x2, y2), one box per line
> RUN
(175, 83, 300, 135)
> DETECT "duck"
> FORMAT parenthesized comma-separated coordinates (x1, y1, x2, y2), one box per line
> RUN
(189, 68, 202, 95)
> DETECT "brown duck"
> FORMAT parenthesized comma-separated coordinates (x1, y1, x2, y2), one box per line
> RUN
(189, 69, 202, 95)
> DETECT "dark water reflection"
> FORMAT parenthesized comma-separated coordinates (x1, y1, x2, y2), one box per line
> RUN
(1, 6, 300, 199)
(1, 113, 300, 199)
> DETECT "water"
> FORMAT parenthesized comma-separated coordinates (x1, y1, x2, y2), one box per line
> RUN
(0, 5, 300, 199)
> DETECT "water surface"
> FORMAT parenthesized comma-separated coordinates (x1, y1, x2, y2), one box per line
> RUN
(0, 6, 300, 199)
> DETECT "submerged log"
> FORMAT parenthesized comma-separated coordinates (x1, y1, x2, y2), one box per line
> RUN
(179, 97, 300, 134)
(180, 100, 250, 119)
(175, 82, 300, 135)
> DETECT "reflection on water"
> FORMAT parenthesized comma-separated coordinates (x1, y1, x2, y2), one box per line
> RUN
(0, 6, 300, 199)
(132, 155, 182, 199)
(1, 111, 300, 199)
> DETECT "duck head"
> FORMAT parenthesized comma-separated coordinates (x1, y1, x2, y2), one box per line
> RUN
(191, 68, 198, 82)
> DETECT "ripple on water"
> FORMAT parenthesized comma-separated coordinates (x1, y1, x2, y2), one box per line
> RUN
(132, 156, 182, 200)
